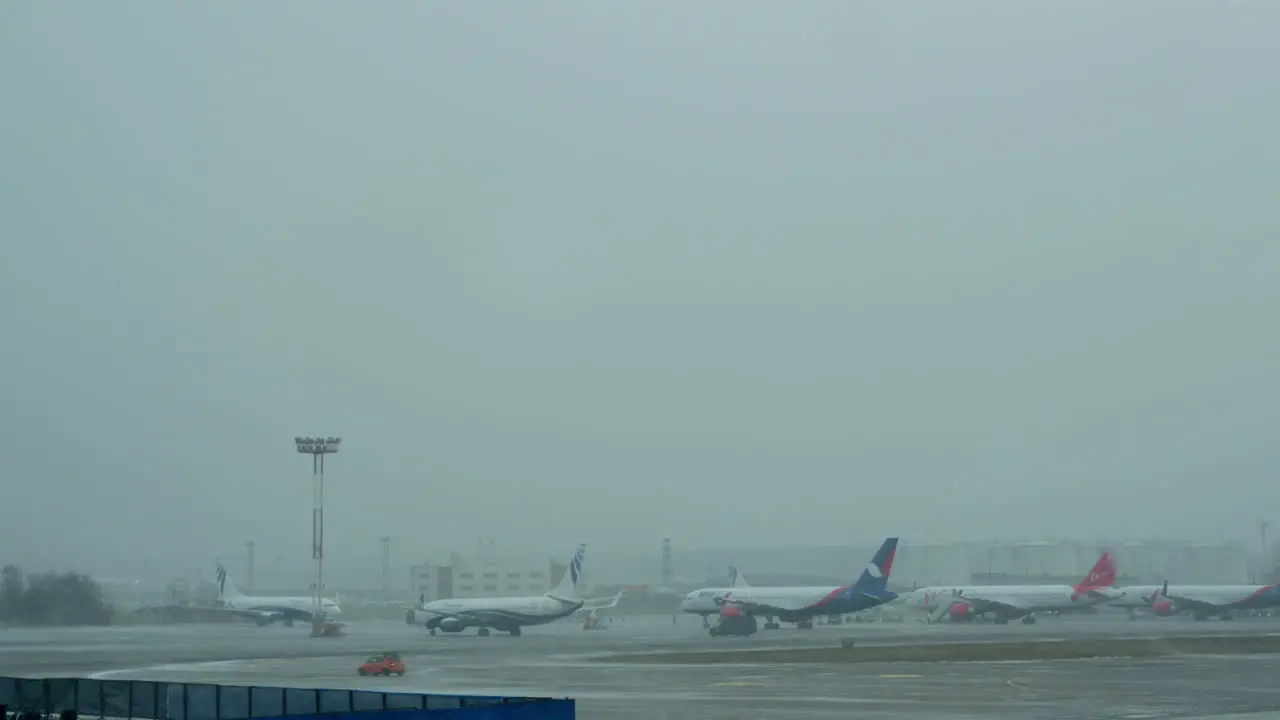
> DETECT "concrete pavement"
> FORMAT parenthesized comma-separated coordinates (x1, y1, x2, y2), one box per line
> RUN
(4, 614, 1280, 718)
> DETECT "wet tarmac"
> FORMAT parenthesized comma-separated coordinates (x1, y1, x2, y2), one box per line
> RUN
(5, 614, 1280, 719)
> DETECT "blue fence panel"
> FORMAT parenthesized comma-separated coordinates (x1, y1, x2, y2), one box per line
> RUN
(283, 688, 319, 716)
(103, 680, 133, 719)
(183, 683, 210, 720)
(45, 678, 77, 714)
(0, 677, 572, 720)
(350, 691, 386, 713)
(250, 686, 284, 718)
(77, 679, 104, 718)
(270, 702, 576, 720)
(131, 681, 161, 719)
(219, 685, 251, 720)
(317, 689, 352, 715)
(381, 694, 423, 712)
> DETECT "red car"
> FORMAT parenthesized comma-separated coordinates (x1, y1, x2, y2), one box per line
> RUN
(358, 652, 406, 676)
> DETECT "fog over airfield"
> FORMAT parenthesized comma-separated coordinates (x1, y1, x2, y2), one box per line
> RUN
(2, 1, 1278, 582)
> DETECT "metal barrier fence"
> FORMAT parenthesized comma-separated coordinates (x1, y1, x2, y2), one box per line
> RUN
(0, 677, 562, 720)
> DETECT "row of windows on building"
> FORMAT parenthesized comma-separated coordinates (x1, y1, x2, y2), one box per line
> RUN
(411, 559, 566, 602)
(457, 584, 531, 593)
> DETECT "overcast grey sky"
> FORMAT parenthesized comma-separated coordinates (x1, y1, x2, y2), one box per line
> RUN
(2, 1, 1278, 582)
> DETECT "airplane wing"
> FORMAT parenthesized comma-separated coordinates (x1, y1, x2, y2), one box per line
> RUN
(719, 592, 871, 617)
(201, 605, 304, 624)
(238, 608, 293, 622)
(1158, 588, 1227, 614)
(940, 592, 1033, 620)
(419, 607, 496, 625)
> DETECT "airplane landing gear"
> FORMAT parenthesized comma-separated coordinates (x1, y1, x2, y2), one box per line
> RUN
(763, 622, 781, 630)
(509, 627, 522, 636)
(796, 619, 814, 629)
(478, 628, 491, 636)
(1021, 615, 1037, 625)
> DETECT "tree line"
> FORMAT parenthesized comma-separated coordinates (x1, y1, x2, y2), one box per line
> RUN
(0, 565, 113, 626)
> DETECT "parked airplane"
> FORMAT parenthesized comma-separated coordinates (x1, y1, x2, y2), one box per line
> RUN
(213, 562, 341, 626)
(904, 551, 1121, 625)
(679, 564, 752, 626)
(1118, 580, 1280, 621)
(707, 537, 900, 634)
(415, 543, 594, 636)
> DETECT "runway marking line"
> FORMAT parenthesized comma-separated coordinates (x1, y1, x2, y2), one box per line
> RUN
(878, 674, 923, 679)
(1007, 677, 1075, 697)
(709, 681, 765, 687)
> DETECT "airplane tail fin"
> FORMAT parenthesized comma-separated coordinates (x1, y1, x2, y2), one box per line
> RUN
(214, 562, 242, 599)
(1149, 580, 1174, 614)
(728, 564, 751, 589)
(851, 537, 899, 595)
(548, 544, 587, 600)
(1076, 551, 1116, 590)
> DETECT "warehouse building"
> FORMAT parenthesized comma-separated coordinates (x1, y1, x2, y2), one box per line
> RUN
(409, 545, 570, 602)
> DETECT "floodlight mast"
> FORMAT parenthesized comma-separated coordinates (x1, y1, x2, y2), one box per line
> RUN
(295, 436, 340, 630)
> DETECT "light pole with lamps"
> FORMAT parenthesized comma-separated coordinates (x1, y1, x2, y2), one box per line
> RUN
(296, 436, 340, 633)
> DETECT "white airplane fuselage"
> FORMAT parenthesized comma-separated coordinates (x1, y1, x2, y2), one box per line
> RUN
(1111, 584, 1280, 615)
(222, 595, 340, 623)
(415, 594, 581, 633)
(681, 586, 838, 616)
(681, 588, 733, 615)
(904, 584, 1122, 618)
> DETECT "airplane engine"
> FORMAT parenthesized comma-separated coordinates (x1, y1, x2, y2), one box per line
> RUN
(710, 605, 758, 637)
(438, 617, 464, 633)
(947, 602, 975, 622)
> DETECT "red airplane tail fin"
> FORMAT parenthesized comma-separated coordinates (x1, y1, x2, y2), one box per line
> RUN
(1076, 551, 1116, 590)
